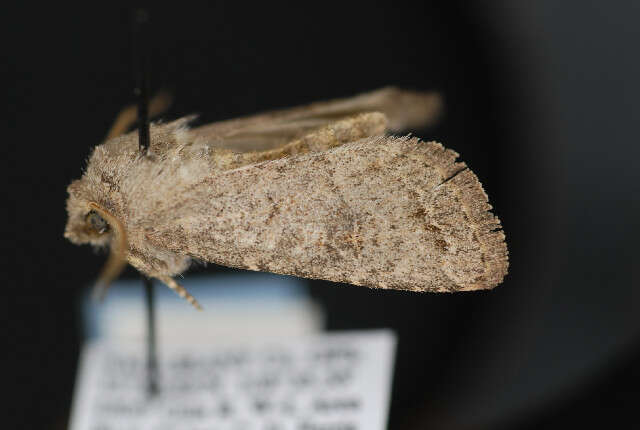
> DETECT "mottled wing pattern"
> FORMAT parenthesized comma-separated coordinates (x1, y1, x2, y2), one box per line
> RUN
(148, 136, 508, 292)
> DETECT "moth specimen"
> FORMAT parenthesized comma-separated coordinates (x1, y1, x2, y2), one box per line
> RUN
(65, 87, 508, 309)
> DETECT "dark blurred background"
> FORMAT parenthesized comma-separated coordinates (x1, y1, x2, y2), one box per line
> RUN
(2, 2, 638, 429)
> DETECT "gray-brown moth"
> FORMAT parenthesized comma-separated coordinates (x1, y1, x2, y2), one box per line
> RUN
(64, 87, 508, 309)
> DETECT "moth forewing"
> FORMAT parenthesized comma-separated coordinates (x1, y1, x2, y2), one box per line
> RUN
(147, 136, 508, 292)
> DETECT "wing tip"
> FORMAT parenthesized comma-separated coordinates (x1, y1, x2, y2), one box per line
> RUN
(446, 169, 509, 290)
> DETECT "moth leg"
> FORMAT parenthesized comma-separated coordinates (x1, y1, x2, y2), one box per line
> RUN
(105, 90, 173, 140)
(158, 275, 203, 311)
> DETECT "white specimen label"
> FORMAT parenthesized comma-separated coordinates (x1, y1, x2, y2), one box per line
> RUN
(70, 330, 395, 430)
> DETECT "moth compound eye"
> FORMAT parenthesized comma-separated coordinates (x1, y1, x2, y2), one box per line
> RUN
(86, 210, 109, 234)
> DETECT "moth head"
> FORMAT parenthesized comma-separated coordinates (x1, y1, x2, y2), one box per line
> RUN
(64, 124, 194, 292)
(64, 171, 130, 292)
(64, 118, 193, 249)
(64, 177, 123, 243)
(64, 126, 143, 248)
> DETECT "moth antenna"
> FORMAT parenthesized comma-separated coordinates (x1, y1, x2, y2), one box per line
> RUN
(158, 276, 203, 311)
(89, 202, 128, 300)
